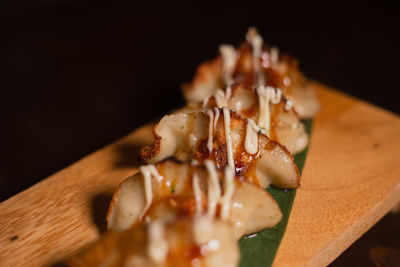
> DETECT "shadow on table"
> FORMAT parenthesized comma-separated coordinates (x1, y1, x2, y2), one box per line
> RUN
(90, 191, 114, 234)
(112, 141, 147, 169)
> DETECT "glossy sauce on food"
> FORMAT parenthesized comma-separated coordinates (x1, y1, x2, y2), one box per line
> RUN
(139, 164, 164, 220)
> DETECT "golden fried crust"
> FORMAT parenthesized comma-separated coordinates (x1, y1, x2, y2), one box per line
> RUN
(106, 182, 121, 228)
(139, 127, 162, 162)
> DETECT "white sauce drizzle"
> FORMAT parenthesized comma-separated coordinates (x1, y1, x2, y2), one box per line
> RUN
(204, 160, 221, 218)
(284, 99, 293, 111)
(244, 119, 261, 154)
(213, 107, 220, 130)
(203, 86, 232, 109)
(246, 28, 265, 85)
(245, 121, 258, 155)
(206, 109, 214, 153)
(205, 108, 221, 155)
(244, 119, 267, 154)
(256, 86, 282, 136)
(148, 221, 169, 264)
(219, 45, 237, 86)
(202, 95, 211, 108)
(214, 86, 232, 108)
(139, 164, 163, 220)
(256, 86, 270, 134)
(248, 118, 267, 134)
(283, 76, 291, 87)
(222, 107, 235, 168)
(193, 173, 203, 216)
(219, 166, 235, 220)
(270, 87, 282, 104)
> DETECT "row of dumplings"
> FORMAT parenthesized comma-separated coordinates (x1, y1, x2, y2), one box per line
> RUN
(66, 28, 319, 267)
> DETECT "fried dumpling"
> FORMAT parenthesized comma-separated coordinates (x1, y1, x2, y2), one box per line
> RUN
(140, 108, 300, 189)
(186, 84, 308, 154)
(66, 217, 239, 267)
(107, 160, 282, 239)
(182, 27, 319, 119)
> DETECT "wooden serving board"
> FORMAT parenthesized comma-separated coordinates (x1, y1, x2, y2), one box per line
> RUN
(1, 83, 400, 266)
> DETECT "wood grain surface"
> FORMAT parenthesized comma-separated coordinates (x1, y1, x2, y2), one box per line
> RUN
(1, 83, 400, 266)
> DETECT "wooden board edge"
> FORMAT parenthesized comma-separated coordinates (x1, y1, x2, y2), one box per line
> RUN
(310, 183, 400, 266)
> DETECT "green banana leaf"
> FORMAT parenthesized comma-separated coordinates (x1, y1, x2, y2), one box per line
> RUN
(239, 119, 313, 267)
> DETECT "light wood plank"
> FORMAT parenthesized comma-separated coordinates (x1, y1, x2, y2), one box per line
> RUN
(274, 83, 400, 266)
(1, 83, 399, 266)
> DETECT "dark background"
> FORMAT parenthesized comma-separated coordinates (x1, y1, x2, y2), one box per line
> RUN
(1, 1, 399, 266)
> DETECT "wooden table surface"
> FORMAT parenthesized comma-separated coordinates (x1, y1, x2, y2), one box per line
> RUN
(0, 82, 399, 266)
